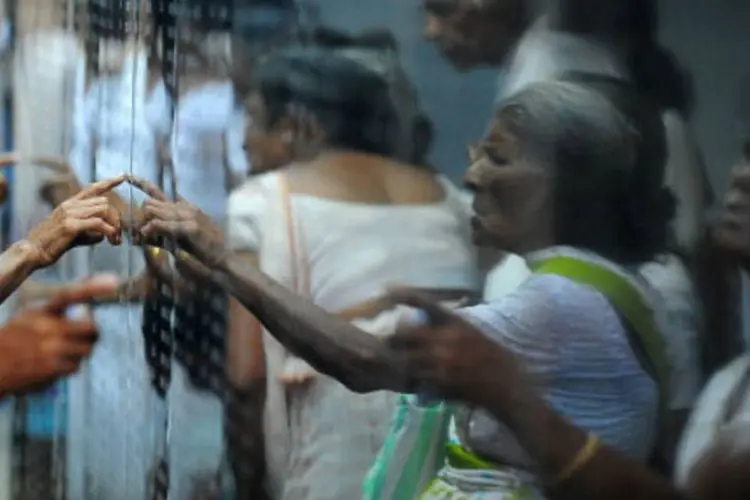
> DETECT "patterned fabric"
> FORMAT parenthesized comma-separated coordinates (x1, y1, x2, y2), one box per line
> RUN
(172, 281, 228, 396)
(419, 467, 543, 500)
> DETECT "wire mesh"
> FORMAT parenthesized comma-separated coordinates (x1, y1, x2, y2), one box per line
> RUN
(61, 1, 247, 499)
(10, 1, 413, 499)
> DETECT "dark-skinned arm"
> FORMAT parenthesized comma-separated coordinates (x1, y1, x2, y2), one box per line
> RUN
(484, 387, 687, 500)
(218, 256, 414, 394)
(224, 252, 268, 499)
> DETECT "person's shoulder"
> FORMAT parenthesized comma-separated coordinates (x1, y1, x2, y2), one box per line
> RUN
(230, 171, 281, 199)
(227, 172, 281, 216)
(471, 270, 614, 326)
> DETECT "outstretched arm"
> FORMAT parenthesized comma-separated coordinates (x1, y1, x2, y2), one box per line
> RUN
(219, 255, 413, 393)
(386, 291, 688, 500)
(485, 388, 686, 500)
(128, 174, 415, 394)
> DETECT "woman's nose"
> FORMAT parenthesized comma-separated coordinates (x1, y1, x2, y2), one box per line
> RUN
(463, 160, 483, 192)
(423, 15, 442, 42)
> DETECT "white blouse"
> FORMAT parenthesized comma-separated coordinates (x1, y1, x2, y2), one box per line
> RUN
(227, 170, 479, 498)
(148, 80, 249, 223)
(70, 51, 160, 206)
(675, 355, 750, 486)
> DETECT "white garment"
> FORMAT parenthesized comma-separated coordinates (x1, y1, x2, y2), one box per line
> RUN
(482, 251, 700, 413)
(227, 170, 478, 499)
(152, 80, 249, 223)
(459, 247, 662, 467)
(499, 20, 626, 102)
(71, 51, 160, 209)
(675, 355, 750, 486)
(67, 50, 162, 500)
(420, 246, 666, 498)
(639, 255, 702, 411)
(146, 80, 246, 499)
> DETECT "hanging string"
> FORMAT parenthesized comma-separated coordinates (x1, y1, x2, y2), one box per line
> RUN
(142, 2, 180, 498)
(51, 5, 81, 498)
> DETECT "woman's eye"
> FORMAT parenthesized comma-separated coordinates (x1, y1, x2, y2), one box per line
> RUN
(484, 150, 508, 167)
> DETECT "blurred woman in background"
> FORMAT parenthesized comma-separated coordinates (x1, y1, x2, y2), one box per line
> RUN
(222, 28, 478, 498)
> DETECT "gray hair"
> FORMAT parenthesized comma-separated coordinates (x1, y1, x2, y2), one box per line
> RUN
(501, 80, 636, 176)
(499, 79, 673, 263)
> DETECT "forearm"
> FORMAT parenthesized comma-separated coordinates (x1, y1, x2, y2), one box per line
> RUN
(0, 242, 40, 304)
(485, 390, 685, 500)
(225, 379, 269, 500)
(219, 256, 413, 393)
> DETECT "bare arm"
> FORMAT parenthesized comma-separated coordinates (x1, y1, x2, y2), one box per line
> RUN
(0, 241, 41, 305)
(226, 252, 265, 385)
(485, 388, 687, 500)
(225, 252, 268, 498)
(219, 254, 413, 394)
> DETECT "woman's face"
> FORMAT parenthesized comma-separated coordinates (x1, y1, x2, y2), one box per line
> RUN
(421, 0, 526, 70)
(463, 118, 554, 253)
(243, 92, 293, 174)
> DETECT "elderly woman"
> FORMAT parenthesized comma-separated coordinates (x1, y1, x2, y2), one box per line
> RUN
(130, 76, 673, 498)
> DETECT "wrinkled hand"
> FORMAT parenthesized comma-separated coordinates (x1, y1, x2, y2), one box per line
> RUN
(127, 176, 228, 270)
(0, 274, 118, 394)
(25, 175, 125, 269)
(39, 173, 81, 206)
(387, 290, 525, 406)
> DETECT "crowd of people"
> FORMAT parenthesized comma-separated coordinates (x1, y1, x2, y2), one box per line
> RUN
(1, 0, 750, 499)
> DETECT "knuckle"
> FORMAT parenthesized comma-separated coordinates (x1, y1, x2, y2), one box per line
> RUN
(62, 217, 77, 232)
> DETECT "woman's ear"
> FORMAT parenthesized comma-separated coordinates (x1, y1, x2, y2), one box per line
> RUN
(280, 104, 326, 161)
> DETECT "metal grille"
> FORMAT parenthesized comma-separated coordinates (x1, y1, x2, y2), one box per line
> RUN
(11, 0, 303, 498)
(69, 1, 242, 499)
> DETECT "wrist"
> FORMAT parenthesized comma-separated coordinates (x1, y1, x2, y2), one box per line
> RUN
(8, 240, 43, 272)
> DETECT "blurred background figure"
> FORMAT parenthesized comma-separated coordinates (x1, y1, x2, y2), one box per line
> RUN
(226, 27, 477, 498)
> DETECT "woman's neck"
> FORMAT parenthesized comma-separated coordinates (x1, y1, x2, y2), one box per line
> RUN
(299, 149, 392, 172)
